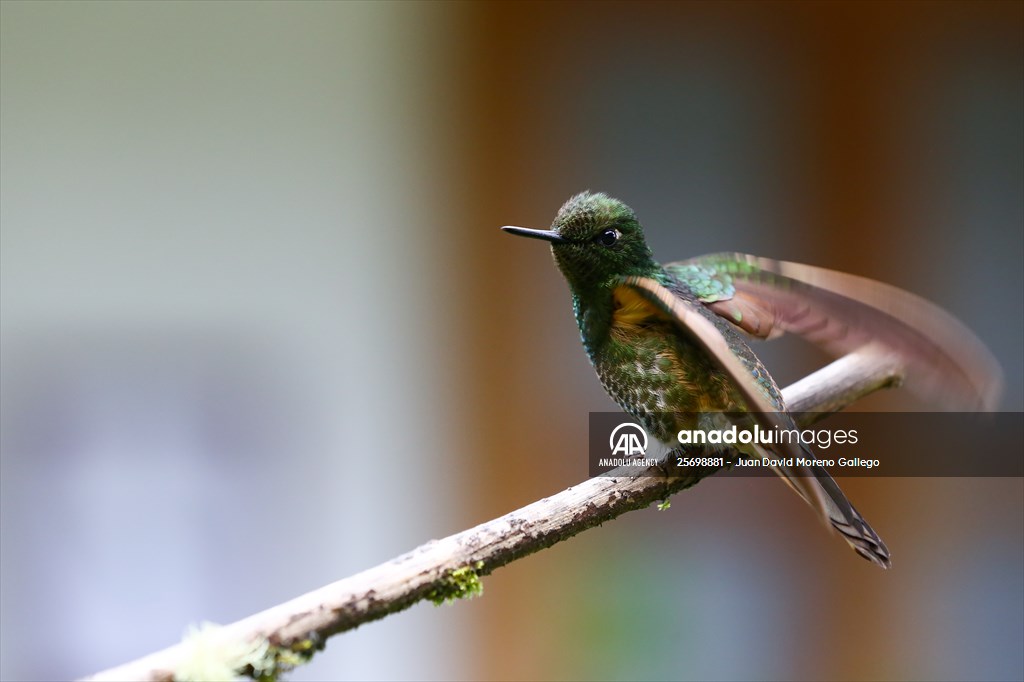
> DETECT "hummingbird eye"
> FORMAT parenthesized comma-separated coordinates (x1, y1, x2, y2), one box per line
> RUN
(595, 229, 620, 247)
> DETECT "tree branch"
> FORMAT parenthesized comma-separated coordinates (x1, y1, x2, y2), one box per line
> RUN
(84, 347, 902, 681)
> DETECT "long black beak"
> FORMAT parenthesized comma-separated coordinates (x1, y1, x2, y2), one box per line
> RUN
(501, 225, 569, 244)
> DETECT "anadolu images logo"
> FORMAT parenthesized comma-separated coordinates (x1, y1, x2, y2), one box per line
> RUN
(609, 422, 649, 457)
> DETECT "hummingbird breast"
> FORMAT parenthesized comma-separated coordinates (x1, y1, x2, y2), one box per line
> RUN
(581, 287, 743, 444)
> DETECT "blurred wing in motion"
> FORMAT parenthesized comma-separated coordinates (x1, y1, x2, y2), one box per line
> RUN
(666, 253, 1003, 410)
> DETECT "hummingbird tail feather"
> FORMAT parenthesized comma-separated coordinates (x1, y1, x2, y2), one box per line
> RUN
(774, 458, 891, 569)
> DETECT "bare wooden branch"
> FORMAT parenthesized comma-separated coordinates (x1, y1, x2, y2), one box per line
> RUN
(84, 347, 902, 682)
(784, 342, 903, 414)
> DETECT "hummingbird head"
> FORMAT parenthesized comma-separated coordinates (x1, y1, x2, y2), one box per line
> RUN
(502, 191, 657, 291)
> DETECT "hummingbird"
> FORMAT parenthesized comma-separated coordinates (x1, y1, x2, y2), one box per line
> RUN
(502, 191, 1002, 569)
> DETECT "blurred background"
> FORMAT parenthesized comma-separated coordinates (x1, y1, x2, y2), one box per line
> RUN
(1, 1, 1021, 680)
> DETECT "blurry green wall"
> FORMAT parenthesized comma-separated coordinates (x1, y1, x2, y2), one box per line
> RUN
(1, 2, 468, 680)
(2, 2, 1021, 681)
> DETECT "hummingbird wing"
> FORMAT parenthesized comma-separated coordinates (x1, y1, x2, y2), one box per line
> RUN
(665, 253, 1002, 410)
(619, 276, 891, 568)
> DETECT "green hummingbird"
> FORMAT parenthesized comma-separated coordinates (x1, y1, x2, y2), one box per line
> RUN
(502, 191, 1002, 569)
